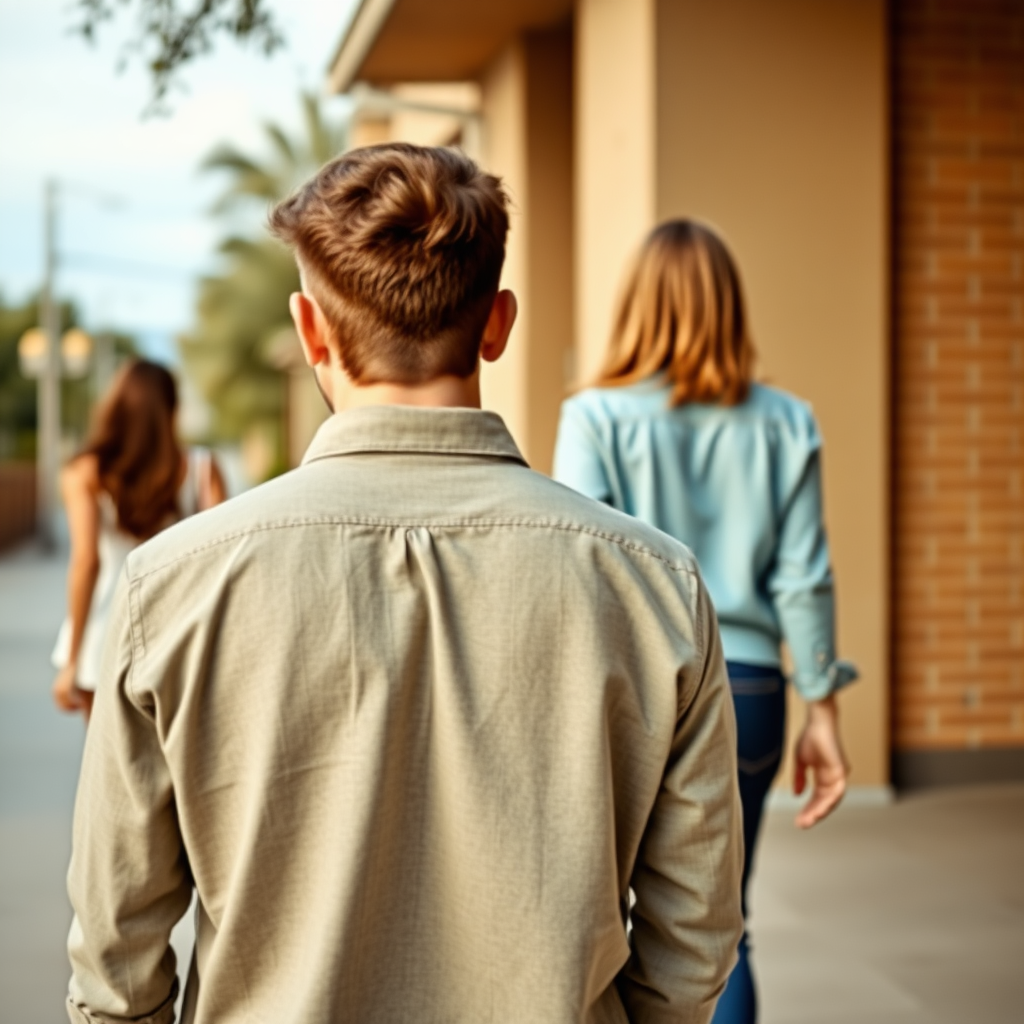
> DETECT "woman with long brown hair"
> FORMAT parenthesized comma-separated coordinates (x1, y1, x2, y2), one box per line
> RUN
(51, 359, 225, 720)
(554, 220, 857, 1024)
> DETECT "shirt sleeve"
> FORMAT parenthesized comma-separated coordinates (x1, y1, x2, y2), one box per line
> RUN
(66, 570, 191, 1024)
(618, 577, 744, 1024)
(767, 419, 858, 702)
(552, 400, 614, 503)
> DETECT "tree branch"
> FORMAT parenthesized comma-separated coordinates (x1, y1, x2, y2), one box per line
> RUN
(72, 0, 285, 113)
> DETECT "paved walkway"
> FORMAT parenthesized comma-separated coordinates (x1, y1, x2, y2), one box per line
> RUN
(0, 543, 83, 1021)
(0, 542, 193, 1023)
(754, 784, 1023, 1023)
(1, 542, 1021, 1022)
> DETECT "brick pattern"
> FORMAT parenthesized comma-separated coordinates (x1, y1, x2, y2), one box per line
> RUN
(893, 0, 1024, 750)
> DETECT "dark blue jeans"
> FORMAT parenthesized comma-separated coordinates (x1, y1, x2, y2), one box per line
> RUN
(711, 661, 787, 1024)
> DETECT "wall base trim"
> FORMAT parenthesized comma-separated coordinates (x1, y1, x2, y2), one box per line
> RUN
(766, 785, 895, 811)
(893, 746, 1024, 790)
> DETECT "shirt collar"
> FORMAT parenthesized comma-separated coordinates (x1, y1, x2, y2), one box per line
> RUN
(301, 405, 528, 467)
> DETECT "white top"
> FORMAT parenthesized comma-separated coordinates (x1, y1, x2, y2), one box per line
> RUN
(52, 448, 211, 689)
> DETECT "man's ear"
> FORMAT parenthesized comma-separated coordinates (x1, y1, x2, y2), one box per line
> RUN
(289, 291, 331, 369)
(480, 289, 518, 364)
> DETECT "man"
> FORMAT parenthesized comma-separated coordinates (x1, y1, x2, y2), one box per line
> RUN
(66, 143, 743, 1024)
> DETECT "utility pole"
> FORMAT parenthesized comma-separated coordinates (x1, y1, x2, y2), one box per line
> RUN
(92, 330, 116, 401)
(37, 179, 61, 550)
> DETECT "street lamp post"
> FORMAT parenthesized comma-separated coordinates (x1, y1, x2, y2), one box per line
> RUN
(25, 179, 126, 547)
(16, 179, 130, 549)
(92, 331, 116, 400)
(37, 179, 61, 550)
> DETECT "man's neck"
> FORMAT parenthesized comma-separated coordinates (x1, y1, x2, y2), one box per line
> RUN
(334, 370, 482, 411)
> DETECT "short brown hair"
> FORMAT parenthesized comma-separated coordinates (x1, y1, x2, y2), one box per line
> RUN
(596, 219, 754, 406)
(270, 143, 509, 383)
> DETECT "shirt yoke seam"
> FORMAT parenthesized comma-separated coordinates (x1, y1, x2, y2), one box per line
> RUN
(130, 517, 699, 580)
(304, 446, 526, 464)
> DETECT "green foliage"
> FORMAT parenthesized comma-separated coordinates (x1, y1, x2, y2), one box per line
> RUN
(179, 238, 297, 443)
(73, 0, 284, 111)
(0, 296, 43, 460)
(202, 94, 348, 209)
(179, 94, 348, 476)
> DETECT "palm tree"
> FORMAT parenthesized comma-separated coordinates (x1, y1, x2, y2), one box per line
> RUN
(203, 92, 348, 210)
(179, 93, 347, 479)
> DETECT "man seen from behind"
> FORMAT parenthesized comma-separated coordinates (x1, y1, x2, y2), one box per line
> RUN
(66, 143, 743, 1024)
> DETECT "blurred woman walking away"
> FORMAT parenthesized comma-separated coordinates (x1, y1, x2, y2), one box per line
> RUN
(51, 360, 226, 722)
(553, 220, 858, 1024)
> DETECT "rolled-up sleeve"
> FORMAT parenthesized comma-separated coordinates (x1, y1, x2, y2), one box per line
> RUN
(618, 578, 744, 1024)
(767, 421, 858, 701)
(66, 570, 191, 1024)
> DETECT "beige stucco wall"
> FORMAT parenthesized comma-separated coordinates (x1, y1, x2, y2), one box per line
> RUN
(392, 83, 480, 145)
(349, 83, 481, 153)
(479, 44, 531, 450)
(574, 0, 656, 385)
(520, 27, 574, 472)
(479, 30, 575, 472)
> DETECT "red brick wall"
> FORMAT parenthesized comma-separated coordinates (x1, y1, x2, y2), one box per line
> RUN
(892, 0, 1024, 751)
(0, 463, 37, 552)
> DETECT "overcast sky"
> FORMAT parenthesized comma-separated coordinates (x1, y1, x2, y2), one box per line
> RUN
(0, 0, 357, 361)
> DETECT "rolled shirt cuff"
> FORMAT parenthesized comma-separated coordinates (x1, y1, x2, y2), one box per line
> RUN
(66, 980, 178, 1024)
(793, 657, 859, 702)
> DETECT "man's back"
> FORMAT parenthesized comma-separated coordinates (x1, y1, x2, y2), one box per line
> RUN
(68, 406, 741, 1024)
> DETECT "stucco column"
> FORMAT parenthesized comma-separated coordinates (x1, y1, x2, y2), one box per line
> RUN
(479, 43, 530, 451)
(574, 0, 657, 385)
(479, 28, 574, 473)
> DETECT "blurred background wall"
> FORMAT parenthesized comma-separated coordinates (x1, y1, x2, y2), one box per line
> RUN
(892, 0, 1024, 786)
(328, 0, 1024, 793)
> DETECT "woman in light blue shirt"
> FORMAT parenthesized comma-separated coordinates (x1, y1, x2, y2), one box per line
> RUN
(554, 220, 857, 1024)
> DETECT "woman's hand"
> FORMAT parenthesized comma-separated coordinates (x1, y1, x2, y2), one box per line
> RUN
(793, 694, 849, 829)
(53, 663, 86, 713)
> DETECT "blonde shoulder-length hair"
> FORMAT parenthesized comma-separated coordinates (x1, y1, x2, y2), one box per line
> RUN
(596, 219, 754, 406)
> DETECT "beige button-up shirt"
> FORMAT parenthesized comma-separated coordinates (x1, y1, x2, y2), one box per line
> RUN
(67, 406, 742, 1024)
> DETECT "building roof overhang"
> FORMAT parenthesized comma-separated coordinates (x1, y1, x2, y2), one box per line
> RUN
(326, 0, 573, 93)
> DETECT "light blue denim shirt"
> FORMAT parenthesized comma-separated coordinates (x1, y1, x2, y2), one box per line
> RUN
(554, 378, 857, 701)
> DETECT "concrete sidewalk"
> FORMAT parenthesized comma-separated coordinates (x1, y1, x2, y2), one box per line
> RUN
(0, 543, 83, 1022)
(1, 541, 1021, 1022)
(754, 783, 1024, 1023)
(0, 542, 194, 1023)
